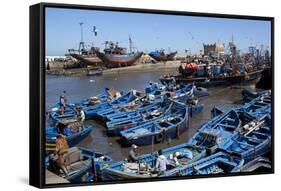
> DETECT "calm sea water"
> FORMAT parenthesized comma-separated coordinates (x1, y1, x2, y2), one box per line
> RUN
(46, 71, 255, 161)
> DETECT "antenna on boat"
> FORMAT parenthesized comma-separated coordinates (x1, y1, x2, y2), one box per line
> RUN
(92, 26, 98, 36)
(78, 22, 85, 54)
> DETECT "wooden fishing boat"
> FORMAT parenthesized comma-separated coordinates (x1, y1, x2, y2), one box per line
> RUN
(45, 120, 93, 147)
(94, 39, 143, 68)
(149, 50, 177, 62)
(120, 103, 188, 146)
(160, 69, 263, 88)
(47, 147, 112, 183)
(101, 143, 206, 180)
(68, 53, 102, 66)
(95, 51, 143, 68)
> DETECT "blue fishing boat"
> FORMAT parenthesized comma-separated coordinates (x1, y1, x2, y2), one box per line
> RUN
(104, 101, 166, 122)
(87, 68, 103, 76)
(101, 143, 206, 180)
(188, 109, 241, 152)
(145, 82, 196, 102)
(187, 98, 204, 117)
(95, 83, 201, 125)
(220, 114, 272, 163)
(212, 90, 271, 120)
(173, 84, 195, 102)
(194, 87, 209, 97)
(48, 103, 77, 125)
(145, 82, 165, 95)
(107, 98, 204, 136)
(83, 101, 111, 119)
(48, 89, 112, 124)
(84, 90, 140, 119)
(238, 156, 271, 172)
(76, 88, 119, 107)
(49, 88, 123, 123)
(47, 147, 112, 183)
(177, 151, 244, 176)
(241, 91, 271, 118)
(120, 102, 189, 146)
(241, 89, 269, 104)
(46, 120, 93, 147)
(105, 100, 174, 136)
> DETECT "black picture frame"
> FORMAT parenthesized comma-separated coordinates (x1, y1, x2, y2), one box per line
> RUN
(29, 2, 274, 188)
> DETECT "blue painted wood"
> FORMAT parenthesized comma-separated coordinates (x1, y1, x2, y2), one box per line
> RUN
(46, 124, 93, 147)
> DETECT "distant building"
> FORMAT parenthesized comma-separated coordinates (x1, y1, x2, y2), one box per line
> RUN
(203, 43, 225, 55)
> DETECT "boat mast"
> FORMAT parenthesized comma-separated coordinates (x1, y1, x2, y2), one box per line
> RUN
(78, 22, 85, 54)
(129, 35, 132, 54)
(229, 35, 237, 73)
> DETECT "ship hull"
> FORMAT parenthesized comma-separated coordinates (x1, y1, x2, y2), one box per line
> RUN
(95, 51, 143, 68)
(149, 51, 177, 62)
(69, 53, 102, 65)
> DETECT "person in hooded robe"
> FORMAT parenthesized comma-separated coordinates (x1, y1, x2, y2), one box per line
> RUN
(55, 134, 69, 176)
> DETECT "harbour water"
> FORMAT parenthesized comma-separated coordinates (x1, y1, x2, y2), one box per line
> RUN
(46, 71, 256, 161)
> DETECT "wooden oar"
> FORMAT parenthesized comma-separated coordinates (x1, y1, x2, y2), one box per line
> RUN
(245, 120, 265, 136)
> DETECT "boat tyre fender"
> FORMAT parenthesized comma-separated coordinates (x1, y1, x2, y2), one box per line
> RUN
(156, 130, 165, 143)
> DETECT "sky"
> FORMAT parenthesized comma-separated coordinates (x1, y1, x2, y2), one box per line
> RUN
(45, 7, 271, 56)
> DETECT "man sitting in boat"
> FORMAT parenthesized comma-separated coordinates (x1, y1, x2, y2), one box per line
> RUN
(115, 91, 122, 99)
(55, 134, 69, 176)
(76, 106, 85, 123)
(128, 144, 139, 162)
(155, 150, 169, 174)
